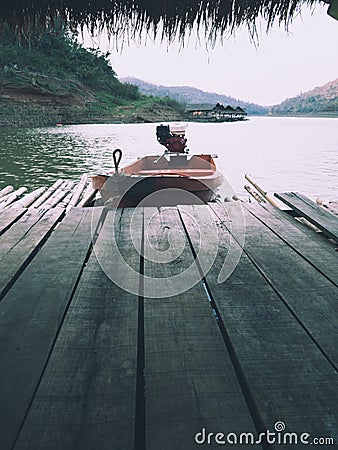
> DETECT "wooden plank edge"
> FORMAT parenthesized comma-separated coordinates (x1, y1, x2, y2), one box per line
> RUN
(275, 193, 338, 242)
(243, 203, 338, 289)
(0, 208, 65, 302)
(0, 208, 27, 237)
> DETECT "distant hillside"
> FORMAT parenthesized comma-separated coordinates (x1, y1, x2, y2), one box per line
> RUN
(271, 79, 338, 116)
(121, 77, 268, 115)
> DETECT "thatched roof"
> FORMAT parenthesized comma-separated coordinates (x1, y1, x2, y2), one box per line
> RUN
(235, 106, 246, 113)
(0, 0, 327, 44)
(224, 105, 236, 112)
(213, 103, 225, 111)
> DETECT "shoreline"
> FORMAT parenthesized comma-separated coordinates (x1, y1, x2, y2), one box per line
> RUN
(0, 97, 337, 128)
(1, 113, 337, 128)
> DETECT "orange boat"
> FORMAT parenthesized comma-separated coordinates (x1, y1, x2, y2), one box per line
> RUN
(91, 124, 223, 207)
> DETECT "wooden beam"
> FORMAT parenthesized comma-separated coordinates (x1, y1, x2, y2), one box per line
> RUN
(181, 203, 337, 438)
(143, 207, 257, 450)
(275, 192, 338, 242)
(245, 203, 338, 287)
(0, 208, 102, 449)
(0, 207, 27, 236)
(14, 208, 141, 450)
(0, 207, 64, 300)
(212, 202, 338, 367)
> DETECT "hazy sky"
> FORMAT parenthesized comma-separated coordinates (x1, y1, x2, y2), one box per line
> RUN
(83, 5, 338, 106)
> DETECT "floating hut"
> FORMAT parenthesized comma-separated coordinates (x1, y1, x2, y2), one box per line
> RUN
(186, 103, 247, 122)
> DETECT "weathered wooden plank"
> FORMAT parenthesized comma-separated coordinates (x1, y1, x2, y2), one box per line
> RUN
(180, 203, 338, 442)
(14, 208, 141, 450)
(0, 208, 64, 300)
(0, 207, 26, 236)
(275, 192, 338, 242)
(143, 207, 258, 450)
(0, 207, 102, 450)
(244, 203, 338, 287)
(214, 202, 338, 366)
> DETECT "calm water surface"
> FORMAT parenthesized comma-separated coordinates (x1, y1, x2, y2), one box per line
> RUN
(0, 117, 337, 201)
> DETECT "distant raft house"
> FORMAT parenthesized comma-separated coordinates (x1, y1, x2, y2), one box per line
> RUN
(186, 103, 247, 122)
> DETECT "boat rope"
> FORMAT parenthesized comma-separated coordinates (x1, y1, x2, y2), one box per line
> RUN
(113, 149, 122, 174)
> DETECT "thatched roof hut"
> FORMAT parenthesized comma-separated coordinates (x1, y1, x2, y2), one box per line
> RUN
(187, 103, 247, 121)
(235, 106, 246, 113)
(0, 0, 331, 44)
(224, 105, 236, 112)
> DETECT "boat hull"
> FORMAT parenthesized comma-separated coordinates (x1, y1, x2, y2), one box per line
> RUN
(92, 154, 223, 207)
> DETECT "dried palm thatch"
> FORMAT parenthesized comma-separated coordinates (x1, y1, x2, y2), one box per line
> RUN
(0, 0, 327, 44)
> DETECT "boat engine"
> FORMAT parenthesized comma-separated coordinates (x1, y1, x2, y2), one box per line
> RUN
(156, 124, 188, 153)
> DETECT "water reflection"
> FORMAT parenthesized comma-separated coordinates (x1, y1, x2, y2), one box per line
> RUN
(0, 118, 337, 200)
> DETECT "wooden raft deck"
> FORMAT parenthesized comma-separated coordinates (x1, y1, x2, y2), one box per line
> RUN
(0, 202, 337, 450)
(275, 192, 338, 242)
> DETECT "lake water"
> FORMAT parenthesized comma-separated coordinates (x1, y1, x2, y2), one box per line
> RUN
(0, 117, 337, 201)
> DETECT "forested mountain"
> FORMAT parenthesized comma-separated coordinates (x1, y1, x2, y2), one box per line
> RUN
(270, 79, 338, 116)
(0, 30, 184, 126)
(1, 27, 336, 127)
(121, 77, 268, 115)
(122, 76, 338, 117)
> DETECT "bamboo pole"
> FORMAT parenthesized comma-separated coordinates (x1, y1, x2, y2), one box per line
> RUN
(66, 174, 88, 213)
(245, 174, 280, 208)
(39, 181, 71, 211)
(244, 185, 266, 203)
(0, 185, 14, 198)
(0, 189, 22, 205)
(64, 181, 77, 191)
(41, 190, 69, 210)
(295, 217, 321, 232)
(30, 179, 63, 208)
(58, 192, 73, 209)
(77, 182, 98, 207)
(9, 187, 47, 209)
(0, 187, 28, 209)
